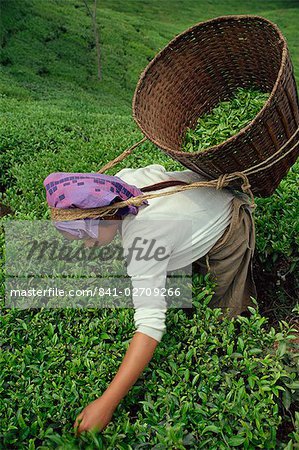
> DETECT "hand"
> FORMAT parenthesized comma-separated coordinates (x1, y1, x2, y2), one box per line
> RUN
(73, 332, 158, 436)
(73, 396, 115, 436)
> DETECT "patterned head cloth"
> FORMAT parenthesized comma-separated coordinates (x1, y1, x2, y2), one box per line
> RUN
(43, 172, 148, 239)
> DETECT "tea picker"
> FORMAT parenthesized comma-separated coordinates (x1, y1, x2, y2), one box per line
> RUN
(44, 16, 299, 434)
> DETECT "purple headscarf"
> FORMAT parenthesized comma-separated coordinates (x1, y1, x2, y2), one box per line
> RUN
(44, 172, 148, 239)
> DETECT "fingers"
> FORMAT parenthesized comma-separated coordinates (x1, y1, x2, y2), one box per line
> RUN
(73, 414, 84, 436)
(73, 416, 104, 436)
(73, 412, 83, 428)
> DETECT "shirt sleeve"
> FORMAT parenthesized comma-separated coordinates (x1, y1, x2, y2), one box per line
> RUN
(122, 223, 173, 343)
(131, 271, 169, 342)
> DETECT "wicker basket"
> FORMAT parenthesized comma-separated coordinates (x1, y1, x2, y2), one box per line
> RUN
(132, 15, 299, 197)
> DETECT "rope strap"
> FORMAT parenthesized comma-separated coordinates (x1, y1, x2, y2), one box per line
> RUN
(96, 127, 299, 178)
(97, 137, 147, 173)
(50, 125, 299, 221)
(50, 171, 255, 221)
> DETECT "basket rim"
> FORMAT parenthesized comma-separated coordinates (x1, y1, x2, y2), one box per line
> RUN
(132, 14, 289, 158)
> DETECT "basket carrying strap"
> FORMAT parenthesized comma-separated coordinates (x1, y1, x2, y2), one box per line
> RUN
(99, 180, 188, 221)
(140, 180, 188, 192)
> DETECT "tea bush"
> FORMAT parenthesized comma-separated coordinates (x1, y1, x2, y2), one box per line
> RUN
(0, 0, 298, 448)
(1, 275, 298, 449)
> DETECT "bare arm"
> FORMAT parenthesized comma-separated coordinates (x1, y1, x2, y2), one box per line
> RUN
(74, 231, 170, 434)
(74, 331, 158, 434)
(102, 331, 158, 407)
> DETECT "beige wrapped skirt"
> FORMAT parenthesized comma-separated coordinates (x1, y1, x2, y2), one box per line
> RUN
(193, 194, 258, 318)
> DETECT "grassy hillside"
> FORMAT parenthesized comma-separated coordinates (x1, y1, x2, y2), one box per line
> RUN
(1, 0, 298, 448)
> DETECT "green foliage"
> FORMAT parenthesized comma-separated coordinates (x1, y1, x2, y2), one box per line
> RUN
(0, 0, 298, 448)
(182, 88, 269, 152)
(255, 167, 299, 271)
(1, 277, 298, 448)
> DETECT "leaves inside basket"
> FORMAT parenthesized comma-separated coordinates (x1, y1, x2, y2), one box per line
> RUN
(182, 88, 269, 153)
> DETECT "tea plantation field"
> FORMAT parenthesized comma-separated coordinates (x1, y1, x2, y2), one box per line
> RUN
(0, 0, 298, 448)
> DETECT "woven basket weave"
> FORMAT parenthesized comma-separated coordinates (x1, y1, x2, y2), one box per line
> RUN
(132, 15, 299, 197)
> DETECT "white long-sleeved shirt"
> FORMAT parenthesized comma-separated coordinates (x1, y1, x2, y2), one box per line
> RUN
(115, 164, 235, 342)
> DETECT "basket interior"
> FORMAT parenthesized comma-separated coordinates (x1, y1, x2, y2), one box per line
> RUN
(133, 17, 285, 152)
